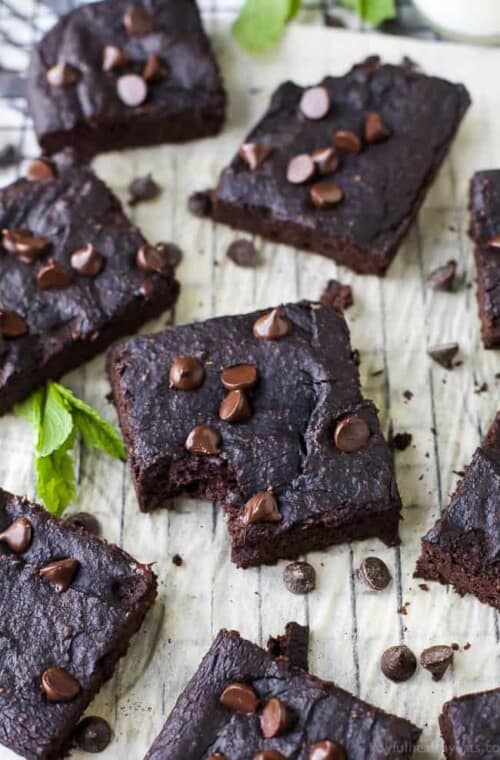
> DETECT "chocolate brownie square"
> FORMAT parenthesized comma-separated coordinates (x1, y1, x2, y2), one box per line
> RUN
(415, 412, 500, 610)
(469, 171, 500, 347)
(439, 688, 500, 760)
(145, 628, 421, 759)
(0, 149, 179, 414)
(0, 487, 156, 759)
(208, 56, 470, 275)
(27, 0, 226, 159)
(108, 301, 402, 567)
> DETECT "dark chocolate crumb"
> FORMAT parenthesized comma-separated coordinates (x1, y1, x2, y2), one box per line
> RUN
(426, 259, 457, 291)
(474, 381, 488, 394)
(451, 642, 460, 651)
(172, 554, 183, 567)
(370, 368, 384, 377)
(418, 583, 429, 591)
(283, 561, 316, 595)
(390, 432, 413, 451)
(187, 190, 213, 218)
(464, 642, 471, 650)
(319, 278, 353, 312)
(403, 390, 413, 401)
(0, 144, 20, 167)
(397, 602, 410, 615)
(226, 239, 259, 268)
(128, 174, 161, 205)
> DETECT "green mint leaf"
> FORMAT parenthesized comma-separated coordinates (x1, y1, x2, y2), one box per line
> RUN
(339, 0, 395, 24)
(232, 0, 292, 52)
(36, 382, 74, 457)
(35, 432, 77, 516)
(287, 0, 302, 20)
(14, 386, 45, 431)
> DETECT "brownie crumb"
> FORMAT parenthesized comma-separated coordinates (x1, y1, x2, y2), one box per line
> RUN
(418, 583, 429, 591)
(451, 642, 460, 651)
(390, 432, 413, 451)
(398, 602, 410, 615)
(381, 645, 417, 682)
(319, 278, 353, 312)
(172, 554, 183, 567)
(371, 368, 384, 377)
(474, 381, 488, 394)
(283, 561, 316, 595)
(403, 389, 413, 401)
(128, 174, 162, 205)
(188, 190, 213, 218)
(426, 259, 457, 291)
(226, 239, 259, 268)
(464, 642, 471, 650)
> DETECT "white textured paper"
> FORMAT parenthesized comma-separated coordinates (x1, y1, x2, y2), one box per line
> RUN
(0, 23, 499, 760)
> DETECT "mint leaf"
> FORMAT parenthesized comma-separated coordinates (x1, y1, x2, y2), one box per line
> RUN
(14, 386, 45, 431)
(233, 0, 292, 52)
(287, 0, 302, 20)
(35, 431, 77, 516)
(36, 382, 74, 457)
(339, 0, 395, 24)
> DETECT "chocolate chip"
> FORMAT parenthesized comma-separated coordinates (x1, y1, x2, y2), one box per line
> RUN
(253, 308, 291, 340)
(333, 129, 362, 154)
(2, 228, 50, 262)
(188, 190, 213, 217)
(320, 279, 353, 311)
(37, 260, 72, 290)
(239, 142, 272, 171)
(426, 259, 457, 291)
(39, 557, 79, 593)
(136, 243, 173, 274)
(254, 753, 286, 760)
(70, 243, 104, 276)
(219, 390, 251, 423)
(117, 74, 147, 107)
(172, 553, 183, 567)
(156, 242, 183, 269)
(47, 61, 79, 88)
(25, 158, 55, 182)
(73, 716, 113, 753)
(309, 740, 347, 760)
(310, 181, 344, 209)
(380, 645, 417, 682)
(102, 45, 128, 72)
(185, 425, 221, 455)
(123, 5, 152, 35)
(65, 512, 101, 536)
(243, 490, 281, 526)
(261, 697, 296, 738)
(334, 415, 370, 453)
(299, 85, 330, 119)
(221, 364, 257, 391)
(364, 112, 391, 144)
(357, 557, 392, 591)
(311, 146, 340, 176)
(283, 561, 316, 594)
(142, 53, 168, 83)
(390, 432, 413, 451)
(0, 517, 32, 553)
(226, 238, 259, 268)
(428, 342, 459, 369)
(287, 154, 315, 184)
(169, 357, 204, 390)
(0, 309, 28, 338)
(420, 645, 454, 681)
(128, 174, 161, 205)
(487, 234, 500, 249)
(41, 667, 80, 702)
(220, 682, 259, 713)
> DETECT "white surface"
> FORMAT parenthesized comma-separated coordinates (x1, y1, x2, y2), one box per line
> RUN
(0, 23, 499, 760)
(413, 0, 500, 37)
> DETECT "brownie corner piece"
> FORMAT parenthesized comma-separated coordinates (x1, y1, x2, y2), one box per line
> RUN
(27, 0, 226, 158)
(108, 301, 402, 567)
(0, 487, 156, 759)
(439, 687, 500, 760)
(145, 627, 421, 759)
(210, 56, 470, 275)
(415, 411, 500, 610)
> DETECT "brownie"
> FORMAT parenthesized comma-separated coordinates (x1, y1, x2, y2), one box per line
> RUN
(207, 56, 470, 276)
(27, 0, 226, 159)
(145, 628, 422, 759)
(0, 487, 156, 759)
(108, 301, 402, 568)
(439, 687, 500, 760)
(266, 621, 310, 671)
(415, 412, 500, 610)
(469, 171, 500, 347)
(0, 149, 179, 415)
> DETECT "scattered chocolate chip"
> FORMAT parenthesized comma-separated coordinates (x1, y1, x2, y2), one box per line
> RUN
(311, 146, 340, 176)
(39, 557, 79, 593)
(116, 74, 147, 107)
(123, 5, 152, 35)
(25, 158, 55, 182)
(420, 645, 454, 681)
(254, 752, 286, 760)
(0, 309, 28, 338)
(0, 517, 32, 553)
(358, 556, 392, 591)
(102, 45, 128, 72)
(243, 490, 281, 526)
(364, 112, 391, 144)
(403, 389, 413, 401)
(142, 53, 168, 83)
(169, 357, 204, 390)
(185, 425, 221, 455)
(0, 144, 20, 167)
(309, 740, 347, 760)
(47, 61, 79, 88)
(283, 561, 316, 595)
(261, 697, 296, 738)
(70, 243, 104, 276)
(221, 364, 258, 391)
(219, 389, 251, 423)
(253, 308, 291, 340)
(390, 432, 413, 451)
(239, 142, 272, 171)
(311, 181, 344, 209)
(37, 260, 72, 290)
(2, 227, 50, 262)
(320, 279, 353, 311)
(428, 342, 459, 369)
(334, 415, 370, 453)
(426, 259, 457, 291)
(220, 682, 259, 713)
(136, 243, 175, 274)
(227, 239, 259, 268)
(41, 667, 80, 702)
(287, 153, 315, 184)
(487, 234, 500, 249)
(333, 129, 362, 154)
(65, 512, 101, 536)
(188, 190, 213, 217)
(128, 174, 161, 205)
(299, 86, 330, 120)
(172, 553, 183, 567)
(381, 645, 417, 682)
(73, 716, 113, 753)
(474, 380, 488, 394)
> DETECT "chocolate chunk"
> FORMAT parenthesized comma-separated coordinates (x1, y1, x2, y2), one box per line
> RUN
(169, 357, 204, 390)
(0, 517, 32, 553)
(420, 644, 453, 681)
(283, 561, 316, 594)
(333, 129, 362, 154)
(266, 622, 309, 670)
(46, 62, 79, 88)
(226, 239, 259, 268)
(243, 490, 281, 526)
(309, 740, 347, 760)
(172, 553, 183, 567)
(73, 716, 113, 753)
(426, 259, 457, 291)
(320, 279, 353, 311)
(221, 364, 258, 391)
(116, 74, 147, 107)
(254, 753, 286, 760)
(312, 146, 340, 176)
(487, 234, 500, 249)
(219, 390, 251, 423)
(185, 425, 221, 455)
(334, 415, 370, 453)
(310, 181, 344, 209)
(39, 557, 79, 593)
(239, 142, 272, 171)
(0, 309, 28, 338)
(390, 432, 413, 451)
(2, 227, 50, 262)
(357, 556, 392, 590)
(252, 308, 291, 340)
(220, 682, 259, 713)
(142, 53, 168, 83)
(188, 190, 213, 217)
(299, 86, 330, 120)
(37, 260, 73, 290)
(261, 697, 296, 738)
(41, 667, 80, 702)
(136, 243, 173, 274)
(25, 158, 55, 182)
(65, 511, 101, 536)
(364, 112, 391, 144)
(70, 243, 104, 276)
(428, 342, 459, 369)
(287, 154, 315, 184)
(123, 5, 152, 35)
(128, 174, 161, 205)
(102, 45, 128, 72)
(381, 645, 417, 682)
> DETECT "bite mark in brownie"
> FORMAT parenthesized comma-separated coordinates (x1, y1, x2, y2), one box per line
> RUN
(439, 687, 500, 760)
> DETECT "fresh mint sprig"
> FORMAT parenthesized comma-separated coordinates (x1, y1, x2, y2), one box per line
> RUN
(15, 381, 125, 516)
